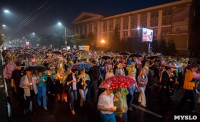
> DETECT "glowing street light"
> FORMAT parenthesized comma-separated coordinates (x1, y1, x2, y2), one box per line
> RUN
(58, 22, 62, 26)
(2, 24, 6, 28)
(4, 9, 10, 14)
(101, 39, 105, 44)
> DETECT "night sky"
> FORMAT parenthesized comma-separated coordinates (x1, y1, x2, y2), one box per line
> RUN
(0, 0, 199, 39)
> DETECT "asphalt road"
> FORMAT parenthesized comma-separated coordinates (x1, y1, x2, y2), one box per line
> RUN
(6, 85, 200, 122)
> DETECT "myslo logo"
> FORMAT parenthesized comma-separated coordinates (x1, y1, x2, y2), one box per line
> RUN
(174, 115, 197, 120)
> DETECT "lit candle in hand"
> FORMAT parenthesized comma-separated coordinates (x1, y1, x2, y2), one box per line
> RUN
(29, 83, 33, 86)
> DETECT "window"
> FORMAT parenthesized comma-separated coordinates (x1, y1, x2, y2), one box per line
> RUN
(163, 9, 172, 16)
(103, 21, 107, 32)
(123, 16, 129, 30)
(161, 27, 171, 35)
(123, 31, 128, 38)
(141, 23, 147, 28)
(167, 9, 172, 15)
(131, 15, 137, 29)
(163, 10, 167, 16)
(140, 13, 147, 28)
(116, 18, 121, 30)
(150, 12, 158, 18)
(130, 30, 137, 37)
(162, 18, 172, 25)
(109, 19, 113, 31)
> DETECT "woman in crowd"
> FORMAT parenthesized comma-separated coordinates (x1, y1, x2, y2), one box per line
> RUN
(36, 70, 48, 110)
(78, 69, 90, 107)
(105, 68, 114, 80)
(127, 69, 137, 111)
(138, 68, 148, 107)
(115, 63, 125, 76)
(66, 69, 78, 115)
(54, 68, 68, 102)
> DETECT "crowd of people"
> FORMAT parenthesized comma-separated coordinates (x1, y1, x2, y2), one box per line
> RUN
(2, 48, 200, 122)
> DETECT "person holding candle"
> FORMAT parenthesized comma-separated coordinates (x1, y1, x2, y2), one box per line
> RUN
(127, 69, 137, 111)
(78, 69, 90, 107)
(36, 70, 48, 110)
(159, 66, 172, 104)
(66, 69, 78, 115)
(137, 68, 148, 107)
(54, 68, 68, 102)
(19, 67, 38, 113)
(98, 89, 120, 122)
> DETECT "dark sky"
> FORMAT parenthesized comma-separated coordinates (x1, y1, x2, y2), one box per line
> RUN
(0, 0, 199, 39)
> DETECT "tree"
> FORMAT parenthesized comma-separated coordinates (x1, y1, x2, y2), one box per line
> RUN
(0, 34, 3, 46)
(70, 34, 80, 46)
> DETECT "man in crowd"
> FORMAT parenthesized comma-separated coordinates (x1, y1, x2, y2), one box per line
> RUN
(11, 62, 24, 107)
(4, 59, 16, 88)
(88, 60, 100, 103)
(180, 63, 198, 112)
(20, 67, 38, 114)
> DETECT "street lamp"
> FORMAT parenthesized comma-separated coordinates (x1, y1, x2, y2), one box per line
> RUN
(57, 22, 67, 49)
(58, 22, 62, 26)
(2, 24, 6, 28)
(3, 9, 10, 14)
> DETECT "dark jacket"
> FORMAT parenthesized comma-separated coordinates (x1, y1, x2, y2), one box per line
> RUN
(65, 73, 78, 91)
(88, 66, 100, 81)
(161, 71, 170, 87)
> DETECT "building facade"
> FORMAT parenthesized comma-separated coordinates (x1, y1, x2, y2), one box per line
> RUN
(71, 0, 199, 55)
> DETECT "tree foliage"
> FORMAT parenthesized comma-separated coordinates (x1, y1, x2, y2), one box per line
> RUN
(0, 34, 4, 46)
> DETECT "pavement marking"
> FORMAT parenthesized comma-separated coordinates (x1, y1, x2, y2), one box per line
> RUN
(131, 104, 163, 118)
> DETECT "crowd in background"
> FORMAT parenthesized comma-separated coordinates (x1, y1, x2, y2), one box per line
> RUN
(2, 48, 200, 122)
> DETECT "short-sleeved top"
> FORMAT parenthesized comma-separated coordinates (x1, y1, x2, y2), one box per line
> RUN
(98, 91, 114, 114)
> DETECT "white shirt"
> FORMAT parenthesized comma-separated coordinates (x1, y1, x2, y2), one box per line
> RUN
(98, 91, 114, 114)
(72, 75, 77, 90)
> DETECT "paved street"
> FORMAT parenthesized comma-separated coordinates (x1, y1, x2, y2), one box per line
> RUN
(7, 84, 200, 122)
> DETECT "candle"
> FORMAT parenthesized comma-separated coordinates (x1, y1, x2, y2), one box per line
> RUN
(43, 79, 45, 82)
(113, 106, 116, 110)
(29, 83, 33, 86)
(81, 83, 84, 85)
(170, 79, 173, 81)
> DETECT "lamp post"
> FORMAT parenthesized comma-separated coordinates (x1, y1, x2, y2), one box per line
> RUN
(57, 22, 67, 49)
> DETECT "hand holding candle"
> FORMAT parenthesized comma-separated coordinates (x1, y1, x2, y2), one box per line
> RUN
(28, 83, 33, 86)
(43, 79, 46, 82)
